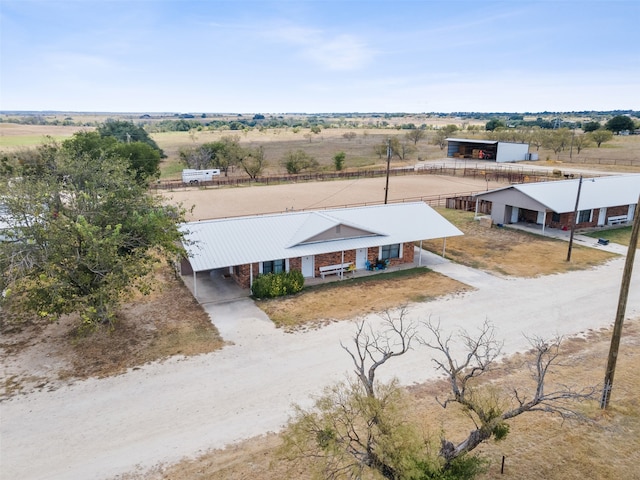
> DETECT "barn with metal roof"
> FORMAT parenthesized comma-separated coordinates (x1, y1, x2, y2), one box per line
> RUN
(473, 174, 640, 233)
(180, 202, 463, 295)
(446, 138, 530, 163)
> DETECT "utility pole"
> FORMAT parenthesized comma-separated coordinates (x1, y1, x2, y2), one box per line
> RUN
(384, 139, 391, 204)
(566, 175, 583, 262)
(600, 193, 640, 408)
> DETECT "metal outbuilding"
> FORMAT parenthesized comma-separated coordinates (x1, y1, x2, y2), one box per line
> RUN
(446, 138, 530, 163)
(474, 174, 640, 233)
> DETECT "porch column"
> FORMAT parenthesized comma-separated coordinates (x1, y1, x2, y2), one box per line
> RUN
(341, 250, 345, 279)
(419, 240, 423, 266)
(249, 263, 253, 287)
(442, 238, 446, 258)
(193, 270, 198, 299)
(474, 199, 480, 220)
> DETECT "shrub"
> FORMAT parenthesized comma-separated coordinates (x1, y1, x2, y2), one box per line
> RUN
(251, 270, 304, 299)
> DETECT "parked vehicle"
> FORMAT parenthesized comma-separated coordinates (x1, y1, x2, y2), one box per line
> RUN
(181, 169, 221, 184)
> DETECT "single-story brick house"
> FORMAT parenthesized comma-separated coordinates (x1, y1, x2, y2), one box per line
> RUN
(179, 202, 463, 295)
(473, 174, 640, 233)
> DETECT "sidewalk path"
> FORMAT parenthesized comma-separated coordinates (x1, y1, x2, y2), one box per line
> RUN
(1, 253, 639, 480)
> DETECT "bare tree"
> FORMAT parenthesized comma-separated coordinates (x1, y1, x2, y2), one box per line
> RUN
(281, 314, 597, 479)
(422, 320, 597, 466)
(342, 307, 417, 398)
(280, 309, 423, 480)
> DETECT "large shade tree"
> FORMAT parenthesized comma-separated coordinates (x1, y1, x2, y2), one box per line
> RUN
(0, 141, 185, 328)
(604, 115, 635, 134)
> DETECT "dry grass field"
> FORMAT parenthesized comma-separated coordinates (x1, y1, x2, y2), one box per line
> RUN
(2, 118, 639, 178)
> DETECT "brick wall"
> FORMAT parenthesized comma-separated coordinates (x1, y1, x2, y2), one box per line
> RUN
(228, 243, 416, 288)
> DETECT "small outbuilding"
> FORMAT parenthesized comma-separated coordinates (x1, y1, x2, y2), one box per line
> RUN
(179, 202, 463, 296)
(473, 174, 640, 233)
(446, 138, 530, 163)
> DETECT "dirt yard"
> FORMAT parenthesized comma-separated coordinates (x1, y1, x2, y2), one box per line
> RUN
(0, 265, 225, 399)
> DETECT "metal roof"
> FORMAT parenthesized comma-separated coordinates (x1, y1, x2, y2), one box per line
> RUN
(446, 138, 498, 145)
(475, 174, 640, 213)
(181, 202, 463, 272)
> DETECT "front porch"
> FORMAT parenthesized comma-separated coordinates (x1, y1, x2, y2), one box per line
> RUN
(183, 246, 445, 304)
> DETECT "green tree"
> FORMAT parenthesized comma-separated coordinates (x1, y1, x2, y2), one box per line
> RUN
(61, 132, 159, 185)
(281, 150, 318, 174)
(97, 119, 164, 156)
(587, 128, 614, 147)
(239, 146, 267, 180)
(485, 119, 506, 131)
(333, 151, 346, 171)
(543, 128, 572, 157)
(112, 142, 161, 185)
(432, 125, 458, 150)
(605, 115, 635, 134)
(0, 145, 185, 328)
(405, 129, 426, 145)
(582, 121, 601, 133)
(572, 133, 592, 155)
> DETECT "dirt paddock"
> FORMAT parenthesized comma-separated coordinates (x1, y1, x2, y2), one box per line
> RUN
(161, 174, 499, 220)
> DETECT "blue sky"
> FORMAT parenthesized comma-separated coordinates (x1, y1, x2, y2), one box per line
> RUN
(1, 0, 638, 113)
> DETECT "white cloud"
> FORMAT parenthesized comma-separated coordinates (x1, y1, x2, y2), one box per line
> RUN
(265, 23, 375, 71)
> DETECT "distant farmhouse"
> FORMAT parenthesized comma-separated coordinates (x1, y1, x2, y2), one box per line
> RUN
(180, 202, 462, 295)
(446, 138, 531, 163)
(474, 174, 640, 233)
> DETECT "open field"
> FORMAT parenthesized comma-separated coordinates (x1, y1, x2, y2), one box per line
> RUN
(1, 121, 638, 177)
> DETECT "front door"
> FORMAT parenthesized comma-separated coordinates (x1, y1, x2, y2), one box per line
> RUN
(598, 207, 607, 227)
(301, 255, 314, 278)
(355, 248, 367, 270)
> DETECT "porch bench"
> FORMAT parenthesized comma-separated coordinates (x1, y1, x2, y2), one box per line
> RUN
(607, 215, 628, 226)
(319, 262, 353, 279)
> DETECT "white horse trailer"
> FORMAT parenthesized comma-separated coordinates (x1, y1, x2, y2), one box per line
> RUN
(182, 169, 221, 184)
